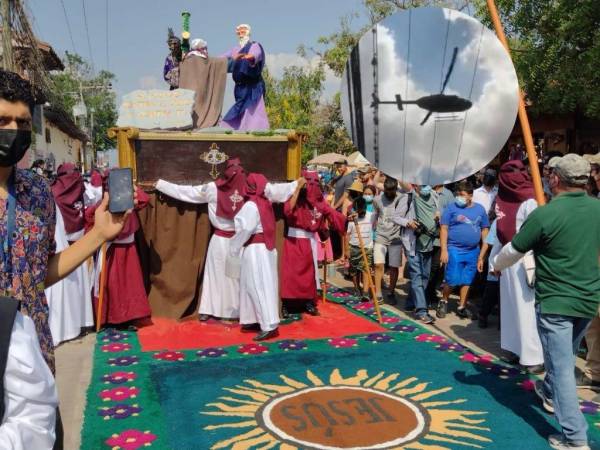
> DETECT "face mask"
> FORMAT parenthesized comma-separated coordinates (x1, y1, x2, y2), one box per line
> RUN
(420, 185, 432, 196)
(363, 195, 373, 203)
(455, 196, 468, 208)
(0, 129, 31, 167)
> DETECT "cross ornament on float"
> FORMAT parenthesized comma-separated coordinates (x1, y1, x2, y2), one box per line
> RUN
(201, 143, 229, 180)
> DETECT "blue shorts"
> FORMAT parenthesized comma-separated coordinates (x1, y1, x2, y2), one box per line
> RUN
(445, 246, 479, 287)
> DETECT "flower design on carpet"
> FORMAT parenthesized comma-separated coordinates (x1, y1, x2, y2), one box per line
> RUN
(391, 324, 417, 333)
(102, 371, 137, 385)
(365, 333, 393, 344)
(102, 332, 130, 343)
(437, 342, 465, 353)
(202, 368, 491, 449)
(416, 333, 447, 344)
(237, 343, 269, 355)
(197, 348, 227, 358)
(520, 379, 536, 391)
(382, 316, 400, 324)
(105, 429, 156, 449)
(278, 340, 307, 351)
(98, 403, 142, 420)
(101, 343, 132, 353)
(108, 356, 139, 367)
(354, 302, 374, 311)
(460, 352, 493, 365)
(331, 291, 351, 299)
(328, 338, 358, 348)
(581, 401, 600, 415)
(153, 351, 185, 362)
(99, 387, 139, 402)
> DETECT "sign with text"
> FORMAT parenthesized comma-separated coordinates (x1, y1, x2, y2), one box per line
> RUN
(117, 89, 195, 130)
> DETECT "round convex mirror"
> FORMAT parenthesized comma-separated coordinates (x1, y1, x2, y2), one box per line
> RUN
(341, 7, 519, 185)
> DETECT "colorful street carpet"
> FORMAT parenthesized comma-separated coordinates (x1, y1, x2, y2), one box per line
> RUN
(81, 286, 600, 450)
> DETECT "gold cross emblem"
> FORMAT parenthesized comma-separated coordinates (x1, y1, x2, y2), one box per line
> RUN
(201, 143, 229, 180)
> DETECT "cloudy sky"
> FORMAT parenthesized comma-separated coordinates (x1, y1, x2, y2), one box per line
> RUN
(341, 7, 519, 185)
(27, 0, 367, 107)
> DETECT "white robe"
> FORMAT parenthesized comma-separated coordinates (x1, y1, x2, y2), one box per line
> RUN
(230, 201, 280, 331)
(45, 205, 93, 346)
(491, 198, 543, 366)
(0, 313, 58, 450)
(156, 180, 297, 319)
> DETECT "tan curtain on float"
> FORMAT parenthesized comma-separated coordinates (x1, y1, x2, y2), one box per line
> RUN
(136, 192, 210, 319)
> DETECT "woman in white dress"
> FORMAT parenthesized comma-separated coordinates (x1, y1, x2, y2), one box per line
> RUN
(491, 160, 544, 372)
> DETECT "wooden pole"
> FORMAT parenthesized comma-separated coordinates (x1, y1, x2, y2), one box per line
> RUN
(352, 216, 383, 323)
(1, 0, 14, 71)
(486, 0, 546, 206)
(95, 243, 108, 332)
(322, 258, 328, 303)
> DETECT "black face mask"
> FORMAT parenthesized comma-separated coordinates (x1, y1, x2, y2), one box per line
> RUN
(0, 129, 31, 167)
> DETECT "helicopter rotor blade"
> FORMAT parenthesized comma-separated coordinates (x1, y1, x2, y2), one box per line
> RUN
(440, 47, 458, 94)
(420, 111, 433, 126)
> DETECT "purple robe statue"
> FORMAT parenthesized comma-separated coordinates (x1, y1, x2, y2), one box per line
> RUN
(220, 42, 270, 131)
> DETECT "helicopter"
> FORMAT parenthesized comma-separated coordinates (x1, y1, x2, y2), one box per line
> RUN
(372, 47, 473, 126)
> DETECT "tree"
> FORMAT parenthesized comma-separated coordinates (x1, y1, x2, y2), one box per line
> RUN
(50, 53, 118, 152)
(474, 0, 600, 119)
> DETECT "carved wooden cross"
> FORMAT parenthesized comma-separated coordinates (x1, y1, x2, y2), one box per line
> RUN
(200, 143, 229, 180)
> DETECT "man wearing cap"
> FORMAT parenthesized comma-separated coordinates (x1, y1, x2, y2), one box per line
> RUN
(492, 154, 600, 450)
(472, 168, 497, 215)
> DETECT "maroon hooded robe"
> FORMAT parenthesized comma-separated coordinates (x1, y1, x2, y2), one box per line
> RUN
(281, 171, 346, 301)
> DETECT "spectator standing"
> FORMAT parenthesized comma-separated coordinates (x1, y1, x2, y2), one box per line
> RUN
(437, 181, 489, 319)
(493, 154, 599, 450)
(347, 197, 374, 300)
(331, 159, 355, 261)
(477, 219, 500, 328)
(472, 168, 498, 215)
(405, 185, 438, 324)
(372, 178, 416, 305)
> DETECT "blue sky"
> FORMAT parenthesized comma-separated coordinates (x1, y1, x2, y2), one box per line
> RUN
(27, 0, 368, 104)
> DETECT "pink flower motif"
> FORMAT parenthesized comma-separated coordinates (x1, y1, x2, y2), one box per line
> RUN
(328, 338, 358, 348)
(152, 351, 185, 362)
(382, 316, 400, 324)
(105, 429, 157, 450)
(237, 343, 269, 355)
(521, 379, 536, 391)
(102, 371, 137, 385)
(99, 386, 139, 402)
(415, 333, 447, 344)
(460, 352, 479, 363)
(101, 343, 132, 353)
(354, 302, 374, 311)
(459, 352, 494, 366)
(331, 291, 350, 298)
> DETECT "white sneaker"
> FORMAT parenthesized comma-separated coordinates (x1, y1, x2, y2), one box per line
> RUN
(548, 434, 590, 450)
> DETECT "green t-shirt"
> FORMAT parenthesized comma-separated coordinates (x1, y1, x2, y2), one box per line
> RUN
(511, 192, 600, 318)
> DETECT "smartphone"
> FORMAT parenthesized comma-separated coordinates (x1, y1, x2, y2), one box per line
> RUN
(108, 168, 134, 213)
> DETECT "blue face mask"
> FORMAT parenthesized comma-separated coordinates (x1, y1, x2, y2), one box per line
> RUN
(420, 185, 432, 196)
(455, 196, 468, 208)
(363, 195, 374, 203)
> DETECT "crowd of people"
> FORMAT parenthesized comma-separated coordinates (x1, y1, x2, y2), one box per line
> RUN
(0, 63, 599, 450)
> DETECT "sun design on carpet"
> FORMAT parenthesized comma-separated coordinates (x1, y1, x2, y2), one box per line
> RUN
(202, 369, 491, 449)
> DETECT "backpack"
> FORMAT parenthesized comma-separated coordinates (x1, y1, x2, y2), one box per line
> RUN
(0, 297, 19, 420)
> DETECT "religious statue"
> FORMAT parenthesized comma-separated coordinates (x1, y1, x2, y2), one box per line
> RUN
(220, 24, 270, 131)
(163, 28, 182, 90)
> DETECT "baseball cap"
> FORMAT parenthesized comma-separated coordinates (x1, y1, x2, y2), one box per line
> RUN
(547, 156, 562, 169)
(583, 152, 600, 166)
(554, 154, 591, 186)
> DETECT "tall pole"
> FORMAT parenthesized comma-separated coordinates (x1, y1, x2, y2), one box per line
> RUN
(486, 0, 545, 205)
(1, 0, 14, 71)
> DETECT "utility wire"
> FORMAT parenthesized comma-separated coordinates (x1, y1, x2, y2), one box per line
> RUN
(81, 0, 95, 73)
(59, 0, 77, 55)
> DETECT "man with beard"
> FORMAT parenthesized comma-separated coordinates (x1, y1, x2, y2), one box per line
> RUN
(221, 24, 269, 130)
(156, 160, 299, 320)
(163, 28, 182, 90)
(281, 171, 346, 316)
